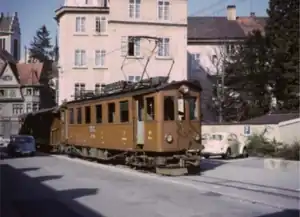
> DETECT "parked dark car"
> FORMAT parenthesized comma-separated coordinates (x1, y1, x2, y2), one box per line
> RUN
(7, 135, 36, 157)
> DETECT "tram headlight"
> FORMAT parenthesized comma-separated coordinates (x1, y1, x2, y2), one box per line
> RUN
(194, 133, 201, 142)
(179, 85, 189, 94)
(165, 134, 173, 143)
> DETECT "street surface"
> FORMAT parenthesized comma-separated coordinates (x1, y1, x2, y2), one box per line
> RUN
(1, 153, 299, 217)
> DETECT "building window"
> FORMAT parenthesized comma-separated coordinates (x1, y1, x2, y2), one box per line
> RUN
(158, 38, 170, 57)
(74, 49, 86, 67)
(158, 0, 170, 20)
(13, 39, 18, 60)
(80, 83, 85, 95)
(25, 88, 33, 96)
(95, 104, 102, 123)
(212, 54, 217, 65)
(33, 103, 39, 112)
(0, 38, 5, 50)
(97, 0, 108, 7)
(0, 89, 7, 97)
(129, 0, 141, 19)
(26, 103, 32, 113)
(128, 76, 141, 82)
(95, 83, 102, 95)
(74, 83, 80, 98)
(95, 50, 106, 67)
(12, 104, 23, 115)
(33, 88, 39, 96)
(95, 16, 107, 33)
(121, 36, 140, 57)
(191, 53, 200, 69)
(9, 90, 16, 98)
(226, 44, 235, 55)
(75, 17, 86, 32)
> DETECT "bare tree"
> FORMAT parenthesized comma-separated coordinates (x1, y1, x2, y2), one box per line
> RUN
(208, 44, 245, 122)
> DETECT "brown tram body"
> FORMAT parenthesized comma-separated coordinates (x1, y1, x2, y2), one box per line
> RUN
(20, 77, 203, 175)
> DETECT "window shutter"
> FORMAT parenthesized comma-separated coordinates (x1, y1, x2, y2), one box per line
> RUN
(121, 36, 128, 56)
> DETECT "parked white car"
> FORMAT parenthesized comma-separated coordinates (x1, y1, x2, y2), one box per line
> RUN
(202, 132, 248, 159)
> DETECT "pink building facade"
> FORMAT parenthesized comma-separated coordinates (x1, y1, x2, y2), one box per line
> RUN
(55, 0, 188, 104)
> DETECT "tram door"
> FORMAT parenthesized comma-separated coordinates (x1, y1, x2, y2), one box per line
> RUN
(135, 97, 145, 145)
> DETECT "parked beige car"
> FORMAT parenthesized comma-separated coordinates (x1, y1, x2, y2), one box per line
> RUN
(202, 132, 248, 159)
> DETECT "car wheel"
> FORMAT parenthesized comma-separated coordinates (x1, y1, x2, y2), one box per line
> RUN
(30, 152, 36, 157)
(222, 148, 231, 159)
(204, 154, 210, 159)
(242, 147, 248, 158)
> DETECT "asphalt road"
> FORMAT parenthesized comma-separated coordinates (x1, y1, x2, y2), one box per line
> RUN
(0, 154, 299, 217)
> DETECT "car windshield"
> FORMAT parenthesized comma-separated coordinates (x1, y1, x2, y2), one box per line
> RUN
(210, 134, 223, 141)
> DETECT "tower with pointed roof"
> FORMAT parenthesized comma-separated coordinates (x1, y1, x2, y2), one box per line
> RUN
(0, 12, 21, 61)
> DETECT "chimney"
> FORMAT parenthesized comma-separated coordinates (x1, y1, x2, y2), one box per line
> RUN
(14, 12, 18, 17)
(0, 12, 3, 18)
(227, 5, 236, 21)
(250, 12, 255, 17)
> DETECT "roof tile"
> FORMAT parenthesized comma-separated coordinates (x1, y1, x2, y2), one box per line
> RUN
(16, 63, 44, 85)
(188, 16, 267, 40)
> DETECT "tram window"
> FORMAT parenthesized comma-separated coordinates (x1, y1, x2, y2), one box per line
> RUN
(177, 98, 185, 120)
(95, 104, 102, 123)
(69, 108, 74, 124)
(146, 97, 155, 120)
(164, 96, 175, 120)
(76, 107, 82, 124)
(120, 101, 129, 122)
(187, 97, 198, 120)
(85, 106, 91, 124)
(108, 103, 115, 123)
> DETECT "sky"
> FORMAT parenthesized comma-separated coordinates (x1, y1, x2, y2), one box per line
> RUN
(2, 0, 269, 60)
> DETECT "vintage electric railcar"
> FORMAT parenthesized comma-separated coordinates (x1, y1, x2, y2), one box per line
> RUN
(21, 76, 203, 175)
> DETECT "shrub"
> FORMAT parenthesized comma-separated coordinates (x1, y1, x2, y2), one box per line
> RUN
(273, 141, 300, 161)
(246, 133, 276, 157)
(246, 132, 300, 161)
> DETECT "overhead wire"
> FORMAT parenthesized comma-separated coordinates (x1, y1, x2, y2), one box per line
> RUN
(68, 0, 251, 83)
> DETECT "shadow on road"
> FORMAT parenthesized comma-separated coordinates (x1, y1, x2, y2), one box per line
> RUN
(199, 158, 227, 173)
(0, 164, 106, 217)
(255, 209, 299, 217)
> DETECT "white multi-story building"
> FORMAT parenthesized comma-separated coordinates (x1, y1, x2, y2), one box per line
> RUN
(187, 5, 266, 122)
(0, 12, 21, 61)
(55, 0, 188, 104)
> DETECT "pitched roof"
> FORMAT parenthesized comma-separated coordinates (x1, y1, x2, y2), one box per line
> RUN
(0, 49, 19, 82)
(16, 62, 44, 85)
(188, 16, 267, 40)
(0, 49, 17, 64)
(188, 17, 246, 40)
(0, 13, 13, 32)
(236, 16, 267, 35)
